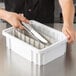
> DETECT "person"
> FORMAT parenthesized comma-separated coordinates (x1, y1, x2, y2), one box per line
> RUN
(0, 0, 75, 43)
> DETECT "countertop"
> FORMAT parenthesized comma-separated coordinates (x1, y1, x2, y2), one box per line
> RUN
(0, 22, 76, 76)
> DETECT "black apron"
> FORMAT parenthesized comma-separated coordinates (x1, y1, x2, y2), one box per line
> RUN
(4, 0, 54, 24)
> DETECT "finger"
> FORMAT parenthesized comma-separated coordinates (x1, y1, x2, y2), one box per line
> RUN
(66, 28, 75, 42)
(19, 13, 24, 16)
(15, 21, 24, 30)
(18, 14, 29, 23)
(19, 23, 24, 30)
(65, 30, 74, 43)
(13, 24, 19, 28)
(62, 29, 70, 40)
(62, 29, 73, 43)
(19, 26, 25, 30)
(68, 38, 74, 44)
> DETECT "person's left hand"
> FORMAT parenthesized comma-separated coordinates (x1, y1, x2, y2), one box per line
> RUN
(62, 24, 76, 43)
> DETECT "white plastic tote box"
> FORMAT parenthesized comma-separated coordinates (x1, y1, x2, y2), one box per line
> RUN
(2, 20, 67, 65)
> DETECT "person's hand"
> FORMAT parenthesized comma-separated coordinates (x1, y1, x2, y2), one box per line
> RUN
(4, 11, 29, 29)
(62, 24, 76, 43)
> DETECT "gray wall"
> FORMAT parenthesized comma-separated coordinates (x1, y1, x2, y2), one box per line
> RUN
(54, 0, 61, 19)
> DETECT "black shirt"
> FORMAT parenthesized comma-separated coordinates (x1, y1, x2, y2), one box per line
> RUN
(4, 0, 54, 24)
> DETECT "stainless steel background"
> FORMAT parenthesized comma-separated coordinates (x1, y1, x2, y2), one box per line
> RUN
(0, 22, 76, 76)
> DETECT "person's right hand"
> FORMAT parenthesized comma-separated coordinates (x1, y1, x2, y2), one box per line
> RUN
(3, 11, 29, 29)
